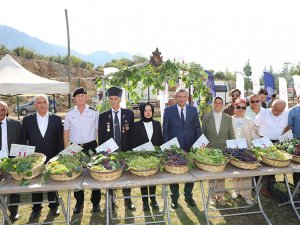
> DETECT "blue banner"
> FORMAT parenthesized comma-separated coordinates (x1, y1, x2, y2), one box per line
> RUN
(263, 72, 275, 102)
(205, 70, 216, 100)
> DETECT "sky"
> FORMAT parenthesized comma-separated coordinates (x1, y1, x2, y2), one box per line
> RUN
(1, 0, 300, 76)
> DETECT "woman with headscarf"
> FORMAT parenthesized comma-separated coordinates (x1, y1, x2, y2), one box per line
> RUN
(131, 102, 163, 211)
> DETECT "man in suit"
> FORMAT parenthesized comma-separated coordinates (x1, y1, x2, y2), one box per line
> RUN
(0, 101, 21, 221)
(202, 96, 235, 205)
(20, 94, 64, 219)
(98, 87, 135, 211)
(163, 89, 202, 209)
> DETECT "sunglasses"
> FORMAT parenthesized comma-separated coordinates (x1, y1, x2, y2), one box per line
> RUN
(236, 106, 246, 110)
(250, 100, 260, 103)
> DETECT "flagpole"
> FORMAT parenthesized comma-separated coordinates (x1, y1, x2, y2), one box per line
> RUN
(65, 9, 71, 108)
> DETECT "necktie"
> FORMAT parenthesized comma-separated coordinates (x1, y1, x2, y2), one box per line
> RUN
(181, 108, 185, 126)
(113, 111, 121, 150)
(0, 122, 2, 150)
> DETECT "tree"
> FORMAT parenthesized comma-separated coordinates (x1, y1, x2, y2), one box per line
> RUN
(243, 59, 252, 96)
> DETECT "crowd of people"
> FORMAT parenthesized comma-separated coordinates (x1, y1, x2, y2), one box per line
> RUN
(0, 85, 299, 222)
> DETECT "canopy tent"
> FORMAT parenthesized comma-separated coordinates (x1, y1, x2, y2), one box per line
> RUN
(0, 54, 69, 96)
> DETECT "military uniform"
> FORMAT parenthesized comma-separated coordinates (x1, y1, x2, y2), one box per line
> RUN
(64, 104, 101, 210)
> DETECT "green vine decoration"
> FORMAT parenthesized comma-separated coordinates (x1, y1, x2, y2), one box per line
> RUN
(96, 59, 212, 116)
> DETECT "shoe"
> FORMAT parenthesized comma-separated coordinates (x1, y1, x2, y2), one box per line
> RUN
(243, 197, 254, 205)
(260, 187, 271, 197)
(73, 205, 83, 214)
(143, 203, 150, 212)
(9, 212, 19, 222)
(50, 207, 60, 216)
(217, 197, 226, 206)
(209, 198, 216, 206)
(93, 204, 100, 212)
(185, 198, 196, 207)
(171, 201, 178, 209)
(30, 210, 41, 219)
(125, 201, 136, 211)
(150, 200, 160, 210)
(231, 191, 239, 199)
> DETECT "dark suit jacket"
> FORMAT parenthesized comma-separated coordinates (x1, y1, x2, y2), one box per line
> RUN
(20, 112, 64, 162)
(6, 118, 22, 155)
(163, 104, 202, 151)
(202, 111, 235, 149)
(98, 108, 134, 151)
(131, 120, 163, 149)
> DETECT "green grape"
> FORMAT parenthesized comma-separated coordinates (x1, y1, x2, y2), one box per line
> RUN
(189, 148, 227, 165)
(127, 156, 160, 170)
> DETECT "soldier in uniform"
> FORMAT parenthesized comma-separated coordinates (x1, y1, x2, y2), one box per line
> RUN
(63, 87, 101, 214)
(98, 87, 135, 211)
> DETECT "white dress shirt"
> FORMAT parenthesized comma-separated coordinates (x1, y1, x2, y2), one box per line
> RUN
(255, 108, 288, 140)
(177, 104, 186, 120)
(143, 121, 153, 141)
(64, 105, 99, 144)
(36, 112, 49, 137)
(0, 117, 8, 152)
(213, 110, 222, 135)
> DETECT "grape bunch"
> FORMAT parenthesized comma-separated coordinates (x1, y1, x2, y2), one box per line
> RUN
(89, 154, 123, 172)
(223, 148, 234, 157)
(127, 156, 160, 170)
(163, 150, 188, 166)
(190, 148, 227, 165)
(231, 148, 258, 162)
(294, 144, 300, 156)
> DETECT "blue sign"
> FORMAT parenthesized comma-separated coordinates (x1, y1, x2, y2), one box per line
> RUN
(263, 72, 275, 102)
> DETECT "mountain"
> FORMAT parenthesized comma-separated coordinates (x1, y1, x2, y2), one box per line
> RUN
(0, 25, 132, 66)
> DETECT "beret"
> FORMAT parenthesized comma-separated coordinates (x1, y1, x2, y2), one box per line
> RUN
(107, 87, 122, 98)
(73, 87, 87, 97)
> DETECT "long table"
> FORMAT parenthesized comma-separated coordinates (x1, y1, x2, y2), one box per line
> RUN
(0, 172, 83, 225)
(0, 164, 299, 225)
(82, 170, 196, 225)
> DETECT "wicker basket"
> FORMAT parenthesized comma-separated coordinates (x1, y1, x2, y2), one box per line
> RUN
(89, 166, 124, 181)
(195, 160, 228, 172)
(11, 153, 46, 180)
(130, 167, 159, 177)
(164, 163, 189, 174)
(46, 159, 83, 181)
(292, 155, 300, 163)
(261, 152, 292, 167)
(229, 158, 260, 170)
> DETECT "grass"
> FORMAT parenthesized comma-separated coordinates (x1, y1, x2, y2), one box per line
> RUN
(1, 175, 299, 225)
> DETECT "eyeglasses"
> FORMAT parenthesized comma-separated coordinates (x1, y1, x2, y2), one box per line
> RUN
(250, 100, 260, 103)
(236, 106, 246, 110)
(231, 94, 240, 97)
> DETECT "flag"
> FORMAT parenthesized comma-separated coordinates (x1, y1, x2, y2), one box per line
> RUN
(236, 72, 245, 99)
(292, 75, 300, 97)
(263, 72, 275, 102)
(279, 77, 288, 110)
(205, 70, 216, 98)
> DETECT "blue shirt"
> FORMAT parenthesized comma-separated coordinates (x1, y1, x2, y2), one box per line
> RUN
(288, 105, 300, 138)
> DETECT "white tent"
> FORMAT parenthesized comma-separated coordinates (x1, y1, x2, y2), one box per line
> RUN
(0, 54, 69, 96)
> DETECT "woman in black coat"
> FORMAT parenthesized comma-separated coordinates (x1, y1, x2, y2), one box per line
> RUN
(131, 102, 163, 211)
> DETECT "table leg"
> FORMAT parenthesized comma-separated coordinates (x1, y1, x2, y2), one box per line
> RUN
(253, 177, 272, 225)
(200, 181, 210, 225)
(0, 196, 12, 225)
(66, 191, 71, 225)
(282, 174, 300, 221)
(106, 189, 110, 225)
(162, 185, 172, 225)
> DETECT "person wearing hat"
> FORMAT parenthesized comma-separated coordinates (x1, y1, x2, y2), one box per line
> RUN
(63, 87, 101, 214)
(98, 87, 135, 211)
(224, 88, 241, 116)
